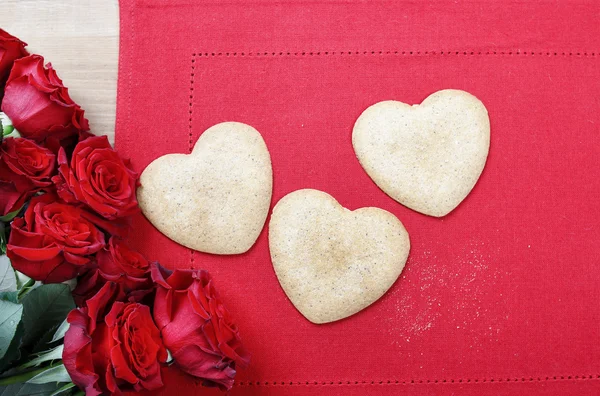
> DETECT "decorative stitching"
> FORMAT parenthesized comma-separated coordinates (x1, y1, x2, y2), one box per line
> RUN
(235, 375, 600, 386)
(189, 56, 195, 152)
(192, 50, 598, 57)
(188, 51, 598, 387)
(188, 55, 196, 268)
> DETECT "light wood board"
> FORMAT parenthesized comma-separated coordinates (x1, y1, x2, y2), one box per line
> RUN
(3, 0, 119, 143)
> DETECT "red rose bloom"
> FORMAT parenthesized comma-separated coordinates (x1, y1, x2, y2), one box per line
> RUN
(151, 266, 250, 390)
(73, 237, 153, 306)
(0, 29, 28, 92)
(64, 283, 167, 395)
(53, 136, 139, 220)
(1, 55, 89, 141)
(0, 137, 56, 216)
(6, 193, 106, 283)
(0, 137, 56, 188)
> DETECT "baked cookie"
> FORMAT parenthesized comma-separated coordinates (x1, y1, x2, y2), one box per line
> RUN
(138, 122, 272, 254)
(352, 89, 490, 217)
(269, 189, 410, 324)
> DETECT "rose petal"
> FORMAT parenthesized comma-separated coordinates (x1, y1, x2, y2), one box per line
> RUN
(63, 309, 102, 396)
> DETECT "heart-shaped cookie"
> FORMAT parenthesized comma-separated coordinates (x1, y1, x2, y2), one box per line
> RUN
(137, 122, 272, 254)
(269, 189, 410, 324)
(352, 89, 490, 217)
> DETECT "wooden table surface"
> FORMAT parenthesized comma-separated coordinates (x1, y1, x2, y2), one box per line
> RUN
(4, 0, 119, 144)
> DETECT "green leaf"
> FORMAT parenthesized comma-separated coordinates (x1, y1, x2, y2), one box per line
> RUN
(0, 299, 23, 361)
(0, 381, 63, 396)
(21, 285, 74, 348)
(0, 113, 15, 139)
(0, 257, 16, 293)
(15, 272, 33, 292)
(31, 324, 60, 354)
(1, 126, 14, 137)
(0, 366, 48, 385)
(49, 383, 75, 396)
(49, 321, 69, 344)
(59, 279, 76, 292)
(20, 345, 63, 370)
(0, 224, 7, 256)
(0, 292, 25, 373)
(0, 320, 24, 373)
(0, 292, 18, 304)
(26, 364, 70, 385)
(0, 208, 20, 223)
(15, 273, 38, 301)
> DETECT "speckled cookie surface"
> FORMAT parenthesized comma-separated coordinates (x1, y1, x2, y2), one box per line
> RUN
(269, 189, 410, 324)
(352, 89, 490, 217)
(137, 122, 272, 254)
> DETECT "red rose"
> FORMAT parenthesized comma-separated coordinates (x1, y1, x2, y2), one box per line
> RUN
(0, 137, 56, 216)
(0, 137, 56, 187)
(64, 283, 167, 395)
(151, 266, 250, 390)
(53, 136, 139, 219)
(6, 193, 106, 283)
(1, 55, 89, 141)
(73, 237, 153, 306)
(0, 29, 28, 92)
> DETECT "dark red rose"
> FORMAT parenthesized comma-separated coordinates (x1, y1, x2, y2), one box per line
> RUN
(6, 193, 106, 283)
(64, 283, 167, 395)
(73, 237, 153, 306)
(1, 55, 89, 141)
(0, 137, 55, 188)
(0, 137, 56, 216)
(0, 29, 28, 92)
(52, 136, 139, 220)
(152, 266, 250, 390)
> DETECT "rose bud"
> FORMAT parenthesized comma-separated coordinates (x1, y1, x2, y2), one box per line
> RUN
(53, 135, 139, 220)
(151, 266, 250, 390)
(6, 193, 106, 283)
(63, 283, 168, 395)
(1, 55, 89, 141)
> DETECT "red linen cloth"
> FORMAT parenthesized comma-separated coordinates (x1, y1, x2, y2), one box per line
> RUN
(116, 0, 600, 394)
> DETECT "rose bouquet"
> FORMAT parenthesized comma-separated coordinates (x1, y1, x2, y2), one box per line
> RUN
(0, 29, 249, 395)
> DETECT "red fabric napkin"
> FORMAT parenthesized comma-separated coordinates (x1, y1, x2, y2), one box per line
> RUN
(116, 0, 600, 394)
